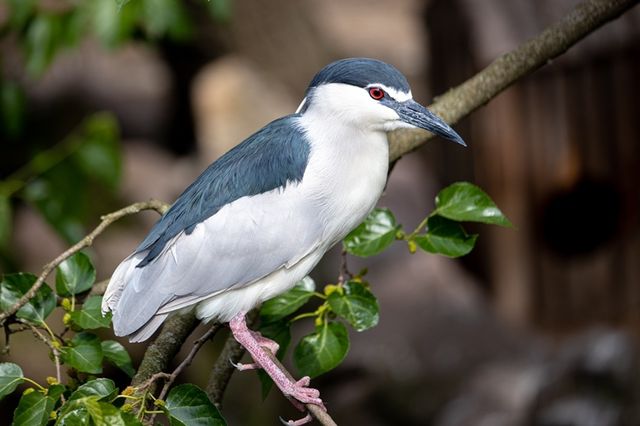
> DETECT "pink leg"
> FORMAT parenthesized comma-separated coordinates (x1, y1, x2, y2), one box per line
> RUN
(249, 330, 280, 354)
(229, 311, 325, 410)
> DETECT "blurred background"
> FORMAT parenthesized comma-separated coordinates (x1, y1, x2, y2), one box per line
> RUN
(1, 0, 640, 424)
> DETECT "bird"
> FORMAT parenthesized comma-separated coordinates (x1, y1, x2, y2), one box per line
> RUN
(102, 57, 465, 421)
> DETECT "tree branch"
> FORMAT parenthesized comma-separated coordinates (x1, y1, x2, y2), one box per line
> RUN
(388, 0, 639, 161)
(0, 199, 169, 324)
(130, 311, 199, 391)
(264, 351, 337, 426)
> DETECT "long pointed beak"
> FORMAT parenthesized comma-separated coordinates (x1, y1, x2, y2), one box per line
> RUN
(394, 100, 466, 147)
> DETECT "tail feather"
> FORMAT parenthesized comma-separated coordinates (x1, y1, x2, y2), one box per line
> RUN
(128, 314, 168, 343)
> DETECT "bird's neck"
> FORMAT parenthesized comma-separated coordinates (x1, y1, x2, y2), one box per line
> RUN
(296, 112, 390, 245)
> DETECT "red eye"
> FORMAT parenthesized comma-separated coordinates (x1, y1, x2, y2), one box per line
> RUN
(369, 87, 384, 100)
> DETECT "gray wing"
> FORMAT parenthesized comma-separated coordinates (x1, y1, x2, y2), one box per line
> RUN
(104, 183, 323, 338)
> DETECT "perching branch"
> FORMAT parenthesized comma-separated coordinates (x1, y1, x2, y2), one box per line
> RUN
(0, 199, 169, 324)
(144, 323, 222, 424)
(130, 311, 199, 390)
(265, 351, 338, 426)
(388, 0, 639, 161)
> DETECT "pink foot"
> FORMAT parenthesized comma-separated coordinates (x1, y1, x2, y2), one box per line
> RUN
(229, 312, 325, 412)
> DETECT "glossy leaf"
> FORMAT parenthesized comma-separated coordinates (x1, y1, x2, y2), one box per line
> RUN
(101, 340, 135, 377)
(56, 407, 90, 425)
(56, 252, 96, 296)
(0, 194, 11, 248)
(68, 378, 117, 402)
(61, 332, 103, 374)
(260, 277, 315, 323)
(434, 182, 512, 226)
(414, 215, 477, 258)
(73, 114, 121, 189)
(293, 322, 349, 378)
(69, 296, 111, 329)
(328, 281, 379, 332)
(343, 208, 399, 257)
(0, 273, 55, 324)
(0, 363, 24, 400)
(84, 398, 128, 426)
(48, 384, 66, 403)
(13, 390, 54, 426)
(165, 384, 226, 426)
(257, 319, 291, 399)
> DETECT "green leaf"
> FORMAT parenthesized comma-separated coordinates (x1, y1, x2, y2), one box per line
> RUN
(1, 80, 26, 138)
(69, 296, 111, 329)
(121, 411, 143, 426)
(56, 252, 96, 296)
(48, 384, 67, 403)
(343, 208, 400, 257)
(24, 165, 88, 243)
(101, 340, 135, 377)
(68, 378, 117, 402)
(61, 332, 103, 374)
(414, 215, 477, 258)
(13, 390, 54, 426)
(73, 114, 121, 189)
(257, 319, 291, 399)
(293, 322, 349, 378)
(165, 384, 226, 426)
(56, 407, 90, 425)
(434, 182, 512, 226)
(0, 273, 56, 324)
(0, 194, 11, 248)
(328, 281, 379, 331)
(7, 0, 37, 30)
(260, 277, 315, 323)
(0, 363, 24, 400)
(24, 14, 64, 76)
(206, 0, 232, 23)
(141, 0, 192, 41)
(85, 398, 127, 426)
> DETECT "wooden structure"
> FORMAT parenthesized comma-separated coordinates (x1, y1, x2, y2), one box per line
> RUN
(426, 0, 640, 331)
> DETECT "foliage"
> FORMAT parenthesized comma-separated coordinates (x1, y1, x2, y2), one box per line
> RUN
(0, 1, 513, 422)
(0, 180, 510, 422)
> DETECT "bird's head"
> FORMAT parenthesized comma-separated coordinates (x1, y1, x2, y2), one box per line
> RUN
(298, 58, 465, 146)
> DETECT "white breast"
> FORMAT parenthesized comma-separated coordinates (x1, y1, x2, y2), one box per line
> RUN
(296, 112, 390, 247)
(196, 114, 390, 323)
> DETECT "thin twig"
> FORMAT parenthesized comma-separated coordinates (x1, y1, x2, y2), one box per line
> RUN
(131, 312, 199, 390)
(146, 323, 222, 424)
(337, 249, 351, 285)
(24, 322, 63, 392)
(157, 323, 222, 401)
(388, 0, 640, 161)
(0, 199, 169, 324)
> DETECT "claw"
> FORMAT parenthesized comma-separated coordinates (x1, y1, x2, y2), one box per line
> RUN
(279, 413, 313, 426)
(229, 359, 259, 371)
